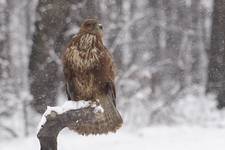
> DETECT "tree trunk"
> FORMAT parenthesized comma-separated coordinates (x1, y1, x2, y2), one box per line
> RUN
(207, 0, 225, 109)
(37, 106, 98, 150)
(29, 0, 70, 113)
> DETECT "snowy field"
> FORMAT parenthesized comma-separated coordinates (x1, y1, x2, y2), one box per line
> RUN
(1, 126, 225, 150)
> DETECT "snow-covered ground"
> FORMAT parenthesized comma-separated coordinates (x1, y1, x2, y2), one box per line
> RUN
(1, 126, 225, 150)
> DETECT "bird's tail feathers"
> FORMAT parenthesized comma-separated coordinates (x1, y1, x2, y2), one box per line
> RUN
(68, 95, 123, 135)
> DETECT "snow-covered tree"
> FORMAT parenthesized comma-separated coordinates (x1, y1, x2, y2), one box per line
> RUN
(0, 0, 37, 138)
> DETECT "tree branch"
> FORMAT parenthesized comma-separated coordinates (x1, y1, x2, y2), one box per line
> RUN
(37, 101, 103, 150)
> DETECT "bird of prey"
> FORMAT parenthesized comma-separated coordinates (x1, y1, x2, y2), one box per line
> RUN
(63, 19, 123, 135)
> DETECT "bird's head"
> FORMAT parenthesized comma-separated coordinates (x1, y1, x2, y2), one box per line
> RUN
(80, 18, 103, 38)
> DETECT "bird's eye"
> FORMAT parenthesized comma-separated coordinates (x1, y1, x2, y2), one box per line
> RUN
(86, 23, 91, 27)
(99, 24, 103, 30)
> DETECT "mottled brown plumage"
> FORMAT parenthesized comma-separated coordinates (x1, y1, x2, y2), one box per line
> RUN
(63, 19, 123, 135)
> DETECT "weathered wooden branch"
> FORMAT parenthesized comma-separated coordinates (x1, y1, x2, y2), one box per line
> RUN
(37, 106, 97, 150)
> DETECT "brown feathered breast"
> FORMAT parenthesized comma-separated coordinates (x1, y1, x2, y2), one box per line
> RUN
(63, 33, 115, 100)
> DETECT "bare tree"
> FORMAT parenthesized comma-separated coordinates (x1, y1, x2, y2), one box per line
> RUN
(207, 0, 225, 109)
(29, 0, 71, 113)
(37, 101, 107, 150)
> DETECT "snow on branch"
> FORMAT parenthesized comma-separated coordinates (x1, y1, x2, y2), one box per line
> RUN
(37, 100, 104, 150)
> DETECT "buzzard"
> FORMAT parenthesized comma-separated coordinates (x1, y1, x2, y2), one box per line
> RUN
(63, 19, 123, 135)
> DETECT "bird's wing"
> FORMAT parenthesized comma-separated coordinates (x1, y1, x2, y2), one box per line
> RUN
(66, 81, 77, 100)
(63, 66, 76, 100)
(106, 81, 116, 107)
(65, 83, 72, 100)
(99, 47, 117, 107)
(63, 35, 80, 100)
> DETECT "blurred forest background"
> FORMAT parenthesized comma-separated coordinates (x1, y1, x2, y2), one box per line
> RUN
(1, 0, 225, 140)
